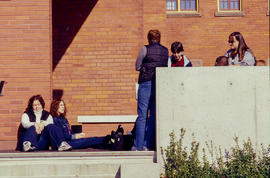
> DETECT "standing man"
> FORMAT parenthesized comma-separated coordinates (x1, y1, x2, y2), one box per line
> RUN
(132, 29, 168, 151)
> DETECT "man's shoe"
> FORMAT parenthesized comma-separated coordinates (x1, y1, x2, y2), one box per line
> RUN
(58, 141, 72, 151)
(131, 146, 138, 151)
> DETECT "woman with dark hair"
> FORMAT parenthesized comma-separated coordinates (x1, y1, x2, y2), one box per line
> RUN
(16, 95, 72, 151)
(168, 41, 192, 67)
(50, 99, 107, 150)
(225, 32, 256, 66)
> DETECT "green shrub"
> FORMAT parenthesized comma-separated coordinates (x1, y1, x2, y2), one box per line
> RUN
(161, 129, 270, 178)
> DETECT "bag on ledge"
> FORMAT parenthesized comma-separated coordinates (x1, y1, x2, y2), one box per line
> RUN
(107, 124, 135, 151)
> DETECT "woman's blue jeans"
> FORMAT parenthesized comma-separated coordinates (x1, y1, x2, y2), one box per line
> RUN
(67, 137, 105, 149)
(23, 124, 59, 150)
(134, 80, 156, 150)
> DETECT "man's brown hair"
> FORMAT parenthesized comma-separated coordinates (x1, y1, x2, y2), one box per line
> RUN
(147, 29, 161, 43)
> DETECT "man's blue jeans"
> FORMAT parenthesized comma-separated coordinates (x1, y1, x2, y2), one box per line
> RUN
(134, 80, 156, 150)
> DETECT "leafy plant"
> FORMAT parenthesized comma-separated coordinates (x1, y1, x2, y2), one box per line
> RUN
(161, 129, 270, 178)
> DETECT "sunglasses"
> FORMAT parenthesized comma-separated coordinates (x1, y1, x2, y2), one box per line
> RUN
(228, 40, 234, 43)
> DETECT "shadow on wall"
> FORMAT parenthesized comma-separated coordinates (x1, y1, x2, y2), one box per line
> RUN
(53, 89, 64, 100)
(52, 0, 98, 71)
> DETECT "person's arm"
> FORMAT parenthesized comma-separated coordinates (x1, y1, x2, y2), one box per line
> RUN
(62, 118, 77, 140)
(21, 113, 35, 129)
(63, 118, 85, 139)
(183, 55, 192, 67)
(240, 51, 255, 66)
(224, 49, 232, 57)
(43, 115, 53, 126)
(168, 56, 172, 68)
(135, 46, 147, 71)
(186, 62, 192, 67)
(74, 133, 86, 139)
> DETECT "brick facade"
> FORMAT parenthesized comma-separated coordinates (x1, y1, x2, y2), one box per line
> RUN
(0, 0, 51, 149)
(0, 0, 268, 149)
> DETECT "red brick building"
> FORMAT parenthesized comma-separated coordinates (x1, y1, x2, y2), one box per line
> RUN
(0, 0, 269, 149)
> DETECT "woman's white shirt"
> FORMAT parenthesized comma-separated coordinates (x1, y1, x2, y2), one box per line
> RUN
(21, 110, 53, 128)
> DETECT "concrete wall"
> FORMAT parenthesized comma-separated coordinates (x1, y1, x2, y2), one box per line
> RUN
(156, 67, 270, 165)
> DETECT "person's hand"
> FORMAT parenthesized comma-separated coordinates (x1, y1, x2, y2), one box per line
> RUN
(39, 122, 45, 133)
(35, 122, 45, 134)
(35, 123, 41, 134)
(75, 133, 86, 139)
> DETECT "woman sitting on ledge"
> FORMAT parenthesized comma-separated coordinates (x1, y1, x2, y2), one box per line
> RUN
(50, 99, 107, 150)
(16, 95, 71, 152)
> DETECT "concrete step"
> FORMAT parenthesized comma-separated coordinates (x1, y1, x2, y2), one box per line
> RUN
(0, 151, 159, 178)
(0, 163, 120, 178)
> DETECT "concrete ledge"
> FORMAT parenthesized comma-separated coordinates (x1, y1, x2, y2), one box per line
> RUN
(167, 12, 201, 18)
(0, 151, 154, 159)
(0, 151, 156, 177)
(121, 163, 160, 178)
(78, 115, 137, 123)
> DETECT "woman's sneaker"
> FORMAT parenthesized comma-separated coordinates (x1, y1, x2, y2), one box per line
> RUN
(58, 141, 72, 151)
(23, 141, 36, 152)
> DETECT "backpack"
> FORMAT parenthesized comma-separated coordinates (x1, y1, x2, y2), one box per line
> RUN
(108, 125, 124, 151)
(106, 124, 136, 151)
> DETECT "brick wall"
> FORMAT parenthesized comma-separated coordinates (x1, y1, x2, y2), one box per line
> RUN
(0, 0, 268, 150)
(52, 0, 167, 137)
(0, 0, 51, 149)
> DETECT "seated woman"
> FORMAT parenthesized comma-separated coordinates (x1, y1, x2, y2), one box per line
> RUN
(50, 99, 107, 150)
(168, 41, 192, 67)
(16, 95, 71, 152)
(225, 32, 256, 66)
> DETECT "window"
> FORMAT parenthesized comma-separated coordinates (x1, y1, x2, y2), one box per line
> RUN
(215, 0, 244, 16)
(181, 0, 197, 11)
(219, 0, 240, 11)
(167, 0, 198, 12)
(167, 0, 177, 11)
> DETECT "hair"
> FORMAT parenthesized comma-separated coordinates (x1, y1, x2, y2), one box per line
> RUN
(26, 95, 45, 111)
(50, 99, 66, 118)
(147, 29, 161, 43)
(215, 56, 229, 66)
(255, 60, 266, 66)
(171, 41, 184, 54)
(229, 32, 253, 61)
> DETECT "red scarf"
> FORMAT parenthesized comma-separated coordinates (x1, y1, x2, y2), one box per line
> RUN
(171, 56, 184, 67)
